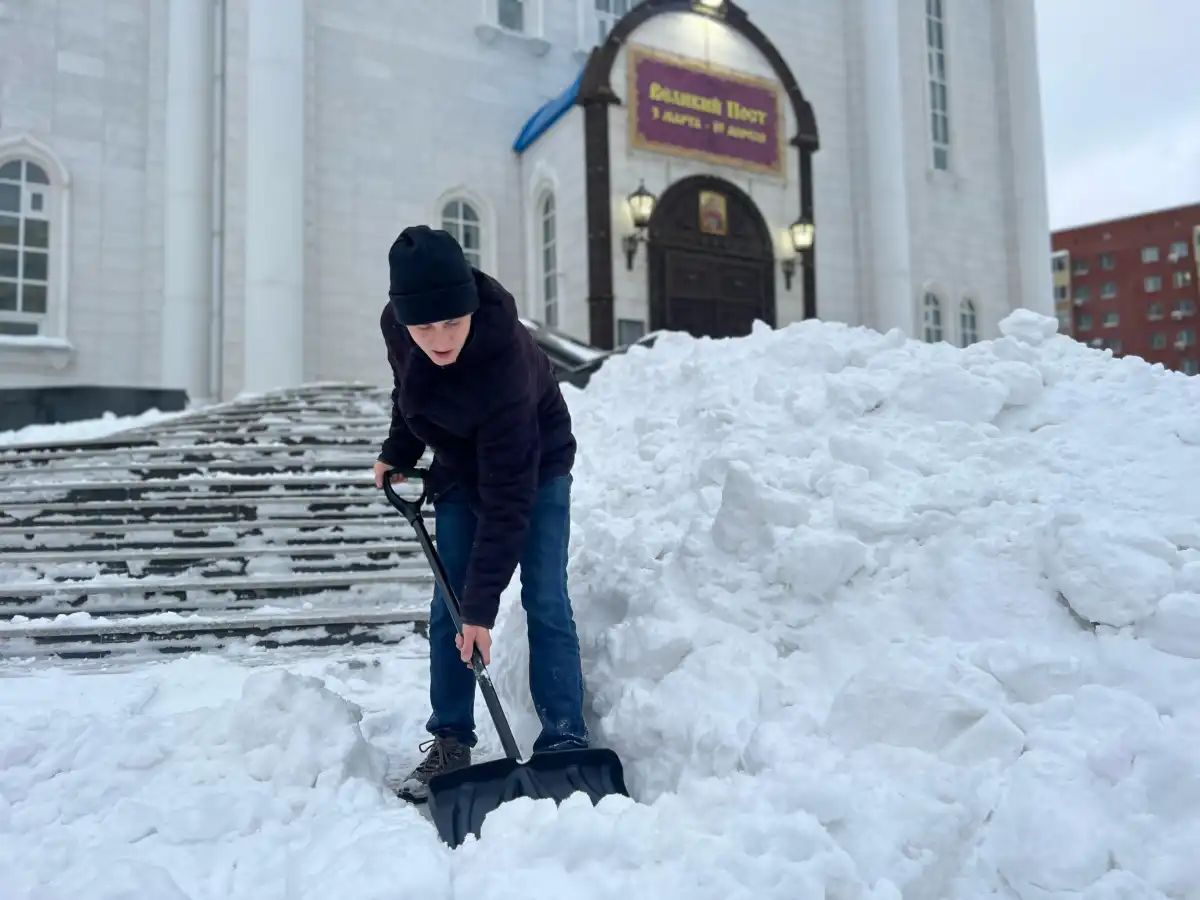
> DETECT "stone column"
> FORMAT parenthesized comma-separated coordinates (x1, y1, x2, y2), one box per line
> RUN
(161, 0, 213, 403)
(1001, 0, 1054, 315)
(860, 0, 914, 335)
(243, 0, 305, 392)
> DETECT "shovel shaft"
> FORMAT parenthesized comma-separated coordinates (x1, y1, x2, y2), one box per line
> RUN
(381, 470, 524, 761)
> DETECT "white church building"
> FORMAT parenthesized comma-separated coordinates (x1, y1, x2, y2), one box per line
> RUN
(0, 0, 1053, 425)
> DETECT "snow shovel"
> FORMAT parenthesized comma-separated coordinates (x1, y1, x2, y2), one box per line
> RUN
(380, 468, 630, 848)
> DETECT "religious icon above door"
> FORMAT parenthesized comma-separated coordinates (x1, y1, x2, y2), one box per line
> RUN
(699, 190, 727, 236)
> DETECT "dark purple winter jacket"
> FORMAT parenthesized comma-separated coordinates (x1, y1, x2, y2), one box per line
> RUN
(377, 268, 576, 628)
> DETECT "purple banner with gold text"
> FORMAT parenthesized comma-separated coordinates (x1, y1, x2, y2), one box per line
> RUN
(627, 45, 784, 176)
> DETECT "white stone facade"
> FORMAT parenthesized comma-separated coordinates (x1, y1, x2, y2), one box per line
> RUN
(0, 0, 1053, 404)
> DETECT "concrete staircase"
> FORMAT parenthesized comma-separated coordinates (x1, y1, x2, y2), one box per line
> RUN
(0, 383, 437, 661)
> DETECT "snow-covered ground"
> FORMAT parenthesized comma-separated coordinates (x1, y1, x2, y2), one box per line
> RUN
(3, 310, 1200, 899)
(0, 407, 185, 447)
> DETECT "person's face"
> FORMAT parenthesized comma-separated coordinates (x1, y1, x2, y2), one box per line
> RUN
(407, 314, 472, 366)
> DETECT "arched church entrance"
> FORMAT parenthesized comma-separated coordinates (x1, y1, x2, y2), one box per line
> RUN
(577, 0, 819, 349)
(647, 174, 775, 339)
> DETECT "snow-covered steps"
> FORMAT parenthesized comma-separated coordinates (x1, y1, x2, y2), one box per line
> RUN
(0, 569, 431, 615)
(0, 607, 430, 661)
(0, 383, 442, 660)
(3, 531, 430, 580)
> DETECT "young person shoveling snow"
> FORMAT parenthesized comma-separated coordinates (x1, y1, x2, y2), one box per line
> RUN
(373, 225, 591, 803)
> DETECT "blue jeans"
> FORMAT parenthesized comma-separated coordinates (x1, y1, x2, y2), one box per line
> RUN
(424, 474, 590, 753)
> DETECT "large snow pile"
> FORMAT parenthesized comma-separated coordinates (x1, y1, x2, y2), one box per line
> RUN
(489, 310, 1200, 898)
(2, 310, 1199, 899)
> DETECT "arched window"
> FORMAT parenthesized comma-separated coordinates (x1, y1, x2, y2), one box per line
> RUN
(440, 199, 482, 269)
(539, 191, 558, 327)
(0, 157, 52, 337)
(922, 292, 943, 343)
(959, 297, 978, 347)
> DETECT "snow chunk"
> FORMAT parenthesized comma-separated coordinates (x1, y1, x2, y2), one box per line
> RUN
(1138, 592, 1200, 659)
(1043, 514, 1179, 628)
(222, 669, 379, 789)
(824, 643, 1025, 767)
(998, 308, 1060, 344)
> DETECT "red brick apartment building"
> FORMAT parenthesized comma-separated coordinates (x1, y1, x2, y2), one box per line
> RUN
(1051, 202, 1200, 375)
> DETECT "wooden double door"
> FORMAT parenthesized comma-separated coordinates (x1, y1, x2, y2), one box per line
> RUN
(646, 175, 776, 339)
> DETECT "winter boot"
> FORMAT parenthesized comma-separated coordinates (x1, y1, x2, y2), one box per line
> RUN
(395, 736, 471, 803)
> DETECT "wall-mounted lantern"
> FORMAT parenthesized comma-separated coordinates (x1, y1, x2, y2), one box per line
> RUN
(789, 215, 815, 252)
(692, 0, 727, 14)
(780, 215, 815, 290)
(622, 181, 657, 270)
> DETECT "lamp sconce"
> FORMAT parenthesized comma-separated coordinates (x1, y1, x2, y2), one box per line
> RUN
(781, 215, 815, 290)
(781, 256, 797, 291)
(623, 181, 657, 271)
(622, 232, 645, 271)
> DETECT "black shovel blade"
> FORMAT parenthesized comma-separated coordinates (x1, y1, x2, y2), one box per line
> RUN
(426, 748, 630, 848)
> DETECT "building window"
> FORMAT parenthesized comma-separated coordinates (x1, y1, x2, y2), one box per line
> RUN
(1182, 359, 1198, 376)
(1100, 281, 1116, 299)
(539, 191, 558, 328)
(925, 0, 950, 171)
(1142, 246, 1159, 263)
(1177, 298, 1197, 315)
(1151, 333, 1167, 350)
(498, 0, 524, 31)
(594, 0, 636, 43)
(1052, 255, 1066, 272)
(922, 292, 943, 342)
(1054, 284, 1068, 300)
(959, 297, 978, 347)
(0, 157, 53, 338)
(1145, 275, 1162, 293)
(1173, 270, 1192, 288)
(440, 199, 482, 269)
(1103, 312, 1119, 327)
(1104, 338, 1122, 354)
(1077, 313, 1092, 330)
(1072, 259, 1089, 276)
(1148, 303, 1164, 320)
(1056, 312, 1071, 332)
(1100, 253, 1115, 270)
(1073, 284, 1090, 302)
(1178, 329, 1196, 348)
(617, 318, 645, 346)
(1169, 240, 1189, 261)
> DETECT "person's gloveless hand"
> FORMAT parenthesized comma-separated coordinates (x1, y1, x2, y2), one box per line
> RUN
(457, 625, 491, 666)
(373, 460, 405, 488)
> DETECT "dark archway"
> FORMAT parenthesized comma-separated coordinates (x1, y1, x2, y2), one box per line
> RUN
(647, 175, 775, 338)
(576, 0, 819, 348)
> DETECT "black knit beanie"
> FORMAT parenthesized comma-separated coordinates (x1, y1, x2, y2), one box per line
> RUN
(388, 225, 480, 326)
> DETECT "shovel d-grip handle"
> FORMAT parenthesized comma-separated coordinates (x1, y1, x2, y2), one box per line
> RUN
(380, 468, 524, 761)
(378, 467, 429, 523)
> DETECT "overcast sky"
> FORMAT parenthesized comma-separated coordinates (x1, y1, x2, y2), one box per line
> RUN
(1036, 0, 1200, 230)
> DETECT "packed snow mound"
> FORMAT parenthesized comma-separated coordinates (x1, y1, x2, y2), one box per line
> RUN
(0, 664, 438, 897)
(0, 407, 182, 447)
(487, 311, 1200, 898)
